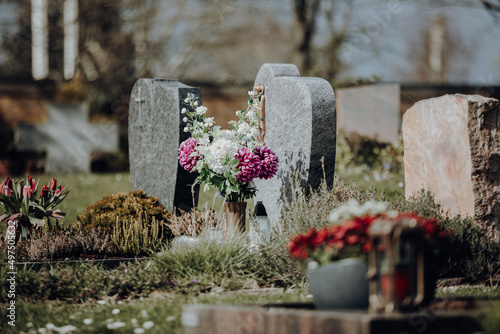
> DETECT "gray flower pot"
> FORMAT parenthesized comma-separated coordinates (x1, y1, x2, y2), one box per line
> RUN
(307, 258, 369, 309)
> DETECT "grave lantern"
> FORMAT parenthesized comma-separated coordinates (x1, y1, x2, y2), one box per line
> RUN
(367, 217, 425, 312)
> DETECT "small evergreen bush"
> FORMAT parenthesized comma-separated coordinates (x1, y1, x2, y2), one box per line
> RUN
(76, 190, 172, 238)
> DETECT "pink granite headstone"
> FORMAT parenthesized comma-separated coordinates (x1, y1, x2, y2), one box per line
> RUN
(403, 94, 499, 243)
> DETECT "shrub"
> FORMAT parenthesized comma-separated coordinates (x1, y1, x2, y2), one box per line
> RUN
(111, 213, 165, 256)
(167, 208, 220, 238)
(391, 190, 500, 281)
(0, 223, 115, 262)
(76, 190, 172, 238)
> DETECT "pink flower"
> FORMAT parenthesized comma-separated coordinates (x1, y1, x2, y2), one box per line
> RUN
(54, 186, 63, 197)
(235, 148, 262, 183)
(179, 138, 202, 172)
(23, 185, 32, 198)
(254, 146, 279, 179)
(0, 177, 13, 197)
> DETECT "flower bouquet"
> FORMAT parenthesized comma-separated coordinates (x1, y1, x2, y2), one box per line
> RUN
(0, 176, 71, 241)
(178, 90, 279, 233)
(287, 199, 451, 309)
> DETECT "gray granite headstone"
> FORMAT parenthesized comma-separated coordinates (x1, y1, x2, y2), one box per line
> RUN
(253, 63, 336, 225)
(129, 79, 200, 212)
(17, 103, 118, 173)
(336, 83, 400, 143)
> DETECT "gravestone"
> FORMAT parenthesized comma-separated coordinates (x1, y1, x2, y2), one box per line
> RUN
(403, 94, 499, 242)
(253, 63, 336, 225)
(17, 103, 118, 173)
(336, 83, 400, 143)
(129, 79, 200, 212)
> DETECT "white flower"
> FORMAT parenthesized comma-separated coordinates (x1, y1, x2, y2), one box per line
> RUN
(204, 117, 214, 127)
(327, 199, 391, 223)
(112, 308, 120, 315)
(183, 127, 189, 133)
(222, 130, 236, 141)
(184, 98, 189, 103)
(38, 328, 47, 333)
(195, 106, 207, 115)
(83, 318, 93, 325)
(107, 321, 126, 329)
(206, 139, 239, 174)
(237, 122, 250, 136)
(140, 310, 148, 318)
(134, 328, 145, 334)
(194, 101, 199, 106)
(166, 316, 176, 322)
(57, 325, 78, 334)
(46, 324, 56, 330)
(181, 108, 187, 114)
(248, 127, 259, 140)
(197, 134, 210, 146)
(143, 321, 154, 329)
(131, 318, 138, 326)
(183, 117, 188, 122)
(27, 322, 34, 328)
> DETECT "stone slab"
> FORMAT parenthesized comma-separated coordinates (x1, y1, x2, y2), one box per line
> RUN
(17, 103, 118, 173)
(336, 83, 401, 143)
(253, 63, 336, 225)
(182, 304, 481, 334)
(128, 78, 200, 212)
(403, 94, 500, 242)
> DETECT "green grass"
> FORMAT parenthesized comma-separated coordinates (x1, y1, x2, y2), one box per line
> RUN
(31, 173, 132, 227)
(1, 289, 310, 333)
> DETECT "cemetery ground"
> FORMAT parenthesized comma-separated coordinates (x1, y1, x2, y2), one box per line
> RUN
(1, 143, 499, 333)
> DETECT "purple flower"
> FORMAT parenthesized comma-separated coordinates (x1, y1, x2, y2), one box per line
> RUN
(254, 146, 279, 180)
(192, 279, 197, 283)
(235, 148, 262, 183)
(179, 138, 202, 172)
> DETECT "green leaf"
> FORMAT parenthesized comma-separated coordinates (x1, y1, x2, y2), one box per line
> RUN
(29, 216, 46, 228)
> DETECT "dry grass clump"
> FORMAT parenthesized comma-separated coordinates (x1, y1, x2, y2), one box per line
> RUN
(167, 208, 220, 237)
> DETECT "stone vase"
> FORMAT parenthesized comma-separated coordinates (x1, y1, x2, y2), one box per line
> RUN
(307, 258, 369, 309)
(224, 202, 247, 236)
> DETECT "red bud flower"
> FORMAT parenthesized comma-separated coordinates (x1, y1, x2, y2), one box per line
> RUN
(29, 176, 36, 190)
(50, 178, 57, 191)
(41, 185, 48, 197)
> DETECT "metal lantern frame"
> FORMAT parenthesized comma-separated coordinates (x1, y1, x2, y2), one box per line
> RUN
(367, 217, 425, 313)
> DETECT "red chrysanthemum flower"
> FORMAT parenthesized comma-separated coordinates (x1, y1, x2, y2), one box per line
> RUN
(179, 138, 202, 172)
(254, 146, 279, 179)
(235, 147, 262, 183)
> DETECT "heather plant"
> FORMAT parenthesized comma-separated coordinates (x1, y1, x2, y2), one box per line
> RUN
(111, 213, 165, 256)
(167, 208, 220, 237)
(76, 190, 172, 239)
(0, 223, 115, 262)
